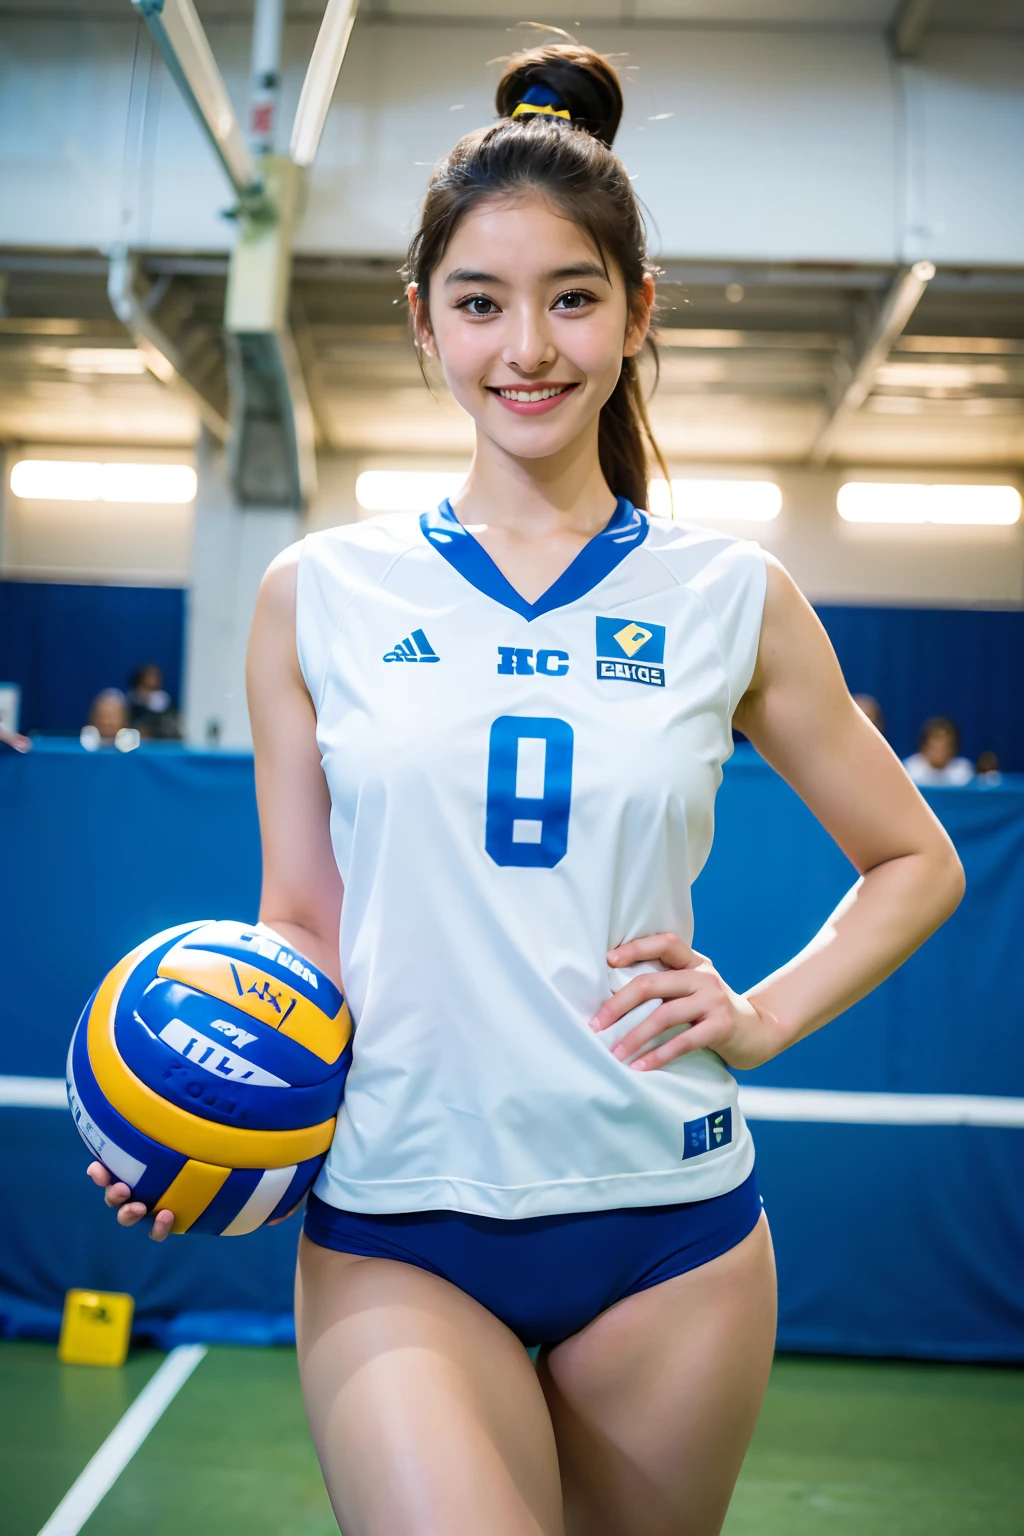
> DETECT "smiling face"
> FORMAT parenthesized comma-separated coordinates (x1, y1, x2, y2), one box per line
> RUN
(411, 196, 653, 467)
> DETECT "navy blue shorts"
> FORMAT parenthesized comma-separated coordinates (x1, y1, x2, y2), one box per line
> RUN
(303, 1171, 762, 1347)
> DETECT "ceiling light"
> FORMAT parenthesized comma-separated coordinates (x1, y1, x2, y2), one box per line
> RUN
(356, 470, 467, 513)
(873, 362, 1008, 390)
(10, 460, 198, 504)
(838, 482, 1021, 526)
(66, 349, 148, 375)
(648, 479, 782, 522)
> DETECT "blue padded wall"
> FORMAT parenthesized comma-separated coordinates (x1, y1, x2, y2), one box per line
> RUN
(1, 744, 1022, 1360)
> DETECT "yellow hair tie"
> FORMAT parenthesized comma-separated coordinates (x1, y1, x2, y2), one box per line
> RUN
(511, 102, 571, 121)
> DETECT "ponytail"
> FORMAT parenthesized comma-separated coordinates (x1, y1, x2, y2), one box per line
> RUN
(600, 356, 666, 514)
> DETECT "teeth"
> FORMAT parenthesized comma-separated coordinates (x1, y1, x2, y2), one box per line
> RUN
(497, 386, 568, 403)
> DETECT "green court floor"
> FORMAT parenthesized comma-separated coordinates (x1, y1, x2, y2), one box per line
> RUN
(3, 1342, 1022, 1535)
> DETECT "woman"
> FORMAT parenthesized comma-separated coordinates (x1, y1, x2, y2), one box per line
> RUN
(95, 42, 964, 1536)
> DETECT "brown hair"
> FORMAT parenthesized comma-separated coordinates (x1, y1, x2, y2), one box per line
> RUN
(406, 42, 667, 512)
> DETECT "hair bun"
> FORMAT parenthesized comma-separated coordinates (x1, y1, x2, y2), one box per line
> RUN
(495, 42, 623, 148)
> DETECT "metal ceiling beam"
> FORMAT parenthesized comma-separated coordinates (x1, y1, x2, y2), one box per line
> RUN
(809, 259, 935, 466)
(890, 0, 935, 58)
(107, 249, 229, 441)
(132, 0, 265, 213)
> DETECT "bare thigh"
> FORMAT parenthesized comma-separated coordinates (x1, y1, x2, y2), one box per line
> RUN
(295, 1232, 565, 1536)
(539, 1212, 777, 1536)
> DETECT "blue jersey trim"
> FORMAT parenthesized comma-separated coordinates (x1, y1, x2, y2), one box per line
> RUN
(419, 497, 649, 621)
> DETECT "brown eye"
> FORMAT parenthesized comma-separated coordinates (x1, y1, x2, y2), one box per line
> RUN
(460, 295, 499, 317)
(553, 290, 595, 313)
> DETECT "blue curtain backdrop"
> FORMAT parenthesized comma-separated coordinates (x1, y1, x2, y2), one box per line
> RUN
(0, 582, 1019, 761)
(1, 743, 1022, 1360)
(816, 604, 1024, 768)
(0, 581, 185, 734)
(0, 582, 1020, 760)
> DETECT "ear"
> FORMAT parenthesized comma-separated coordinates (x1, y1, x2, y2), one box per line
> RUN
(623, 272, 656, 359)
(408, 282, 439, 359)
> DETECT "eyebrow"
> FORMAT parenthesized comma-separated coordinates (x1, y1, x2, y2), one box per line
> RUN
(443, 261, 611, 287)
(547, 262, 609, 282)
(444, 268, 502, 286)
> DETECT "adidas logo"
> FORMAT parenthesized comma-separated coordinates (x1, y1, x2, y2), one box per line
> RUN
(383, 628, 440, 664)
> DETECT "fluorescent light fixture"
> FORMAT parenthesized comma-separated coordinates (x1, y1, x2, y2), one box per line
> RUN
(10, 460, 198, 505)
(356, 469, 466, 513)
(66, 349, 148, 375)
(133, 0, 257, 196)
(35, 347, 147, 375)
(290, 0, 360, 168)
(648, 479, 782, 522)
(838, 483, 1021, 526)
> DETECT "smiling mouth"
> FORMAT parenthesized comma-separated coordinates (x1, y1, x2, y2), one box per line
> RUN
(487, 383, 579, 413)
(492, 384, 575, 402)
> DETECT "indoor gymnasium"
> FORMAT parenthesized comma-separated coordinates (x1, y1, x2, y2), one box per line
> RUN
(1, 2, 1023, 1534)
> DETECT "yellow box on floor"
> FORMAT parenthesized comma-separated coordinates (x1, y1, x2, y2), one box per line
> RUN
(58, 1290, 134, 1367)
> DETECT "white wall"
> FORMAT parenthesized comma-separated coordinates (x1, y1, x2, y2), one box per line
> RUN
(1, 17, 1022, 265)
(5, 439, 1019, 605)
(0, 444, 195, 584)
(4, 446, 1021, 606)
(754, 465, 1024, 604)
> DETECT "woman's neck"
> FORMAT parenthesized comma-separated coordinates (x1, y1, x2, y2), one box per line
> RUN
(452, 423, 616, 541)
(447, 427, 620, 605)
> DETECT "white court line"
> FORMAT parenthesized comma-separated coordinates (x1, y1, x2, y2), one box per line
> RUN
(0, 1075, 67, 1108)
(6, 1074, 1024, 1129)
(739, 1086, 1024, 1128)
(37, 1344, 207, 1536)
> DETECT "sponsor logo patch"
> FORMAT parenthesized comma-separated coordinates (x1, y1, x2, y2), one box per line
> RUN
(682, 1108, 733, 1160)
(595, 617, 666, 687)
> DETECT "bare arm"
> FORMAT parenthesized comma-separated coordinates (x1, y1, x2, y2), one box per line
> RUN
(591, 555, 965, 1070)
(732, 556, 964, 1050)
(246, 545, 343, 983)
(90, 544, 342, 1236)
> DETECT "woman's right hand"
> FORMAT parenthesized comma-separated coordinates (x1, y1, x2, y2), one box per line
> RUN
(88, 1162, 174, 1242)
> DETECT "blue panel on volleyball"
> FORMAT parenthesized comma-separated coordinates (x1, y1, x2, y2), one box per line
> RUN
(115, 979, 348, 1130)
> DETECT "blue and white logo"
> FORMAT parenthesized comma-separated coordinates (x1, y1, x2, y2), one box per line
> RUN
(497, 647, 569, 677)
(595, 618, 666, 687)
(384, 629, 440, 663)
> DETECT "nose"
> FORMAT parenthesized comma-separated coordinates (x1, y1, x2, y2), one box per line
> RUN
(502, 303, 556, 377)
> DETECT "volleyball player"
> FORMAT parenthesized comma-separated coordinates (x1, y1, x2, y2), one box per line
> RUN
(94, 42, 964, 1536)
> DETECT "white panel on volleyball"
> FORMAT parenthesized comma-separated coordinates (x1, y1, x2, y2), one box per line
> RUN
(220, 1166, 297, 1237)
(66, 1044, 147, 1188)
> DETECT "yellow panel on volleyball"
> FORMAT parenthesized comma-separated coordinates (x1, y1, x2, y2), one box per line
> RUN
(157, 949, 351, 1064)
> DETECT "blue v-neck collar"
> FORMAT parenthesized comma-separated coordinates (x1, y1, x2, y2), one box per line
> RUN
(419, 497, 649, 621)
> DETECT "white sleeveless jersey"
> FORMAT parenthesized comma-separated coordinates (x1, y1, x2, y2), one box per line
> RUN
(297, 500, 767, 1219)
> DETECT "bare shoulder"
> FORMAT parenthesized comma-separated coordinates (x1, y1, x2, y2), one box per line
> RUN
(257, 541, 302, 625)
(745, 551, 833, 699)
(761, 549, 812, 622)
(249, 542, 306, 697)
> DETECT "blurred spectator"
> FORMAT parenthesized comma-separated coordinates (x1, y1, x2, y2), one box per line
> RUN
(904, 717, 974, 786)
(127, 663, 181, 740)
(976, 751, 1002, 786)
(87, 689, 129, 743)
(0, 723, 31, 753)
(853, 694, 885, 734)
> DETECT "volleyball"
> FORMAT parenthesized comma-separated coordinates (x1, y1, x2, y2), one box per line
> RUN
(66, 920, 352, 1237)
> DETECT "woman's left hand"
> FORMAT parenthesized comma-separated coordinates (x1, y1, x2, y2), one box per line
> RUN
(589, 933, 785, 1072)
